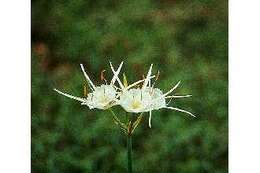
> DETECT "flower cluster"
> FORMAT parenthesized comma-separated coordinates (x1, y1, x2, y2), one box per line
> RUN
(54, 62, 195, 128)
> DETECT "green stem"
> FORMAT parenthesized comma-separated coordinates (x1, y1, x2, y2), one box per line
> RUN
(127, 134, 132, 173)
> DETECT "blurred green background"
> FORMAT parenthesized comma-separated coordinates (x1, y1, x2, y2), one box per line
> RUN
(32, 0, 228, 172)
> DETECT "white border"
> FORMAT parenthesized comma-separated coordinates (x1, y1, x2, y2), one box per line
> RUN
(230, 0, 260, 172)
(1, 0, 260, 172)
(0, 1, 30, 173)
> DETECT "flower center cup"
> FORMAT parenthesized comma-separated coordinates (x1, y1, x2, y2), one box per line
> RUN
(119, 88, 153, 113)
(130, 100, 143, 110)
(86, 85, 117, 109)
(100, 96, 110, 104)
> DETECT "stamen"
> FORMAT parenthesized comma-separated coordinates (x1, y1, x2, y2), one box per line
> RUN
(151, 70, 160, 88)
(100, 70, 107, 84)
(123, 73, 128, 87)
(149, 87, 154, 94)
(167, 97, 173, 105)
(155, 70, 160, 81)
(83, 85, 88, 97)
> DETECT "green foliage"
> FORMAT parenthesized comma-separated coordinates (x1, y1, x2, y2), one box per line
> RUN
(32, 0, 227, 172)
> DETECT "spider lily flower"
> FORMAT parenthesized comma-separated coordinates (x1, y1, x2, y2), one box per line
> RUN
(119, 64, 195, 128)
(54, 62, 124, 110)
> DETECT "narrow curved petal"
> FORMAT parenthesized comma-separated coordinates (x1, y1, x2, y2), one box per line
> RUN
(126, 75, 156, 90)
(109, 62, 124, 89)
(142, 64, 153, 89)
(149, 81, 182, 103)
(149, 111, 152, 128)
(165, 94, 192, 99)
(111, 61, 124, 85)
(165, 106, 196, 117)
(163, 81, 181, 97)
(80, 64, 96, 91)
(113, 85, 121, 91)
(54, 88, 86, 102)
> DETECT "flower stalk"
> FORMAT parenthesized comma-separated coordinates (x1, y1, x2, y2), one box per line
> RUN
(127, 133, 133, 173)
(108, 110, 143, 173)
(126, 113, 135, 173)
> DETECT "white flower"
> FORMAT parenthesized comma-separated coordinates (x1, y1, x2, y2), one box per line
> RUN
(119, 88, 152, 113)
(54, 62, 195, 129)
(118, 64, 195, 128)
(81, 84, 117, 109)
(54, 62, 124, 110)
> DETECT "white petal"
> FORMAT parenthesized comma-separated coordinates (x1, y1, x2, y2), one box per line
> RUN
(142, 64, 153, 89)
(54, 88, 86, 102)
(110, 61, 124, 85)
(165, 106, 196, 117)
(149, 111, 152, 128)
(80, 64, 96, 91)
(165, 94, 192, 99)
(163, 81, 181, 97)
(125, 75, 155, 90)
(109, 62, 124, 89)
